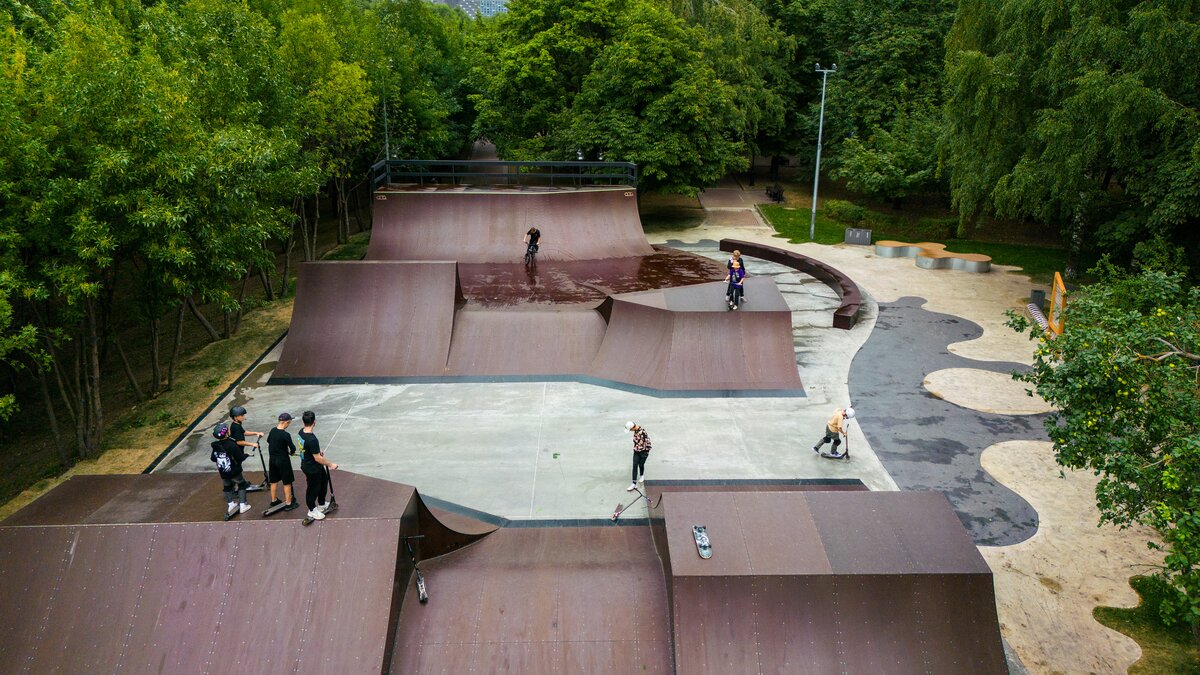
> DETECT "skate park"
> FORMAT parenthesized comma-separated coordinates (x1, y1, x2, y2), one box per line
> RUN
(0, 161, 1156, 673)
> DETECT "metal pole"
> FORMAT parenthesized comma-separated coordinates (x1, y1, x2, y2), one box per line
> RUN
(810, 63, 836, 241)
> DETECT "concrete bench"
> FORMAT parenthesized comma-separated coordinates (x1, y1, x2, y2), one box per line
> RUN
(874, 240, 991, 273)
(719, 239, 862, 329)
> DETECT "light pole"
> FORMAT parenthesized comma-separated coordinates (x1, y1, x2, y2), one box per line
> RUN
(810, 63, 836, 241)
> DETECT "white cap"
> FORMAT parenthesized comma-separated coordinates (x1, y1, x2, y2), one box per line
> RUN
(844, 407, 856, 419)
(624, 421, 635, 432)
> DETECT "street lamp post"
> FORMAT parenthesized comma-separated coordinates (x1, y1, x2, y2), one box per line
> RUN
(810, 63, 836, 241)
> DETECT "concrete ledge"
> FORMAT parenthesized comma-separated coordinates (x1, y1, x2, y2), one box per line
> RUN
(875, 240, 992, 273)
(719, 239, 862, 329)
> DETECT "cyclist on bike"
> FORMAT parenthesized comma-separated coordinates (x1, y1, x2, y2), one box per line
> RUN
(524, 226, 541, 259)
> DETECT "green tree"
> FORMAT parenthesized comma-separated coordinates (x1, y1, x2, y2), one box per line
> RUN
(471, 0, 751, 191)
(1011, 261, 1200, 629)
(944, 1, 1200, 273)
(798, 0, 955, 204)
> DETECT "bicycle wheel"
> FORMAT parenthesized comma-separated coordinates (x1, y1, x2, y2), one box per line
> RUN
(524, 250, 534, 266)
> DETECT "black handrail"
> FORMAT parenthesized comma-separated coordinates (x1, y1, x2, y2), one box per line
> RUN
(371, 159, 639, 189)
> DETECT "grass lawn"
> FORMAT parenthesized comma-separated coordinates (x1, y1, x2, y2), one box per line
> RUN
(1094, 576, 1200, 674)
(760, 203, 1071, 284)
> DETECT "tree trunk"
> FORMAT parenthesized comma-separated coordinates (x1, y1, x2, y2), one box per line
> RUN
(167, 302, 184, 389)
(297, 196, 313, 262)
(81, 300, 104, 458)
(72, 337, 85, 459)
(281, 228, 296, 297)
(186, 296, 221, 342)
(1064, 195, 1088, 281)
(311, 191, 321, 259)
(355, 183, 367, 232)
(149, 316, 161, 397)
(36, 366, 69, 466)
(222, 310, 232, 340)
(259, 266, 275, 301)
(30, 303, 77, 423)
(232, 273, 250, 335)
(113, 334, 145, 401)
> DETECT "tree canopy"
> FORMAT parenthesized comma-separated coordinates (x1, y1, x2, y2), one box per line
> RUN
(944, 0, 1200, 270)
(1012, 260, 1200, 627)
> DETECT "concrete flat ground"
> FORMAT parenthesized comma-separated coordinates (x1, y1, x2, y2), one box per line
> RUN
(159, 246, 896, 521)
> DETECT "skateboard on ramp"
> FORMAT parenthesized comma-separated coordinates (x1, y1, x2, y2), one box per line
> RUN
(693, 525, 712, 559)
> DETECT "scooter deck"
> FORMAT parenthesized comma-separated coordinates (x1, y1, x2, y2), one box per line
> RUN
(262, 500, 298, 517)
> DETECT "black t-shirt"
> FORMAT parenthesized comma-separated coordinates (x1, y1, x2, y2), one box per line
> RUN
(267, 427, 296, 458)
(211, 438, 246, 476)
(230, 422, 246, 444)
(527, 229, 540, 246)
(298, 430, 321, 473)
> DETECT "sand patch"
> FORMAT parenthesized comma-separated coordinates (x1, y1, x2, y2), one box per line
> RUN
(979, 440, 1163, 674)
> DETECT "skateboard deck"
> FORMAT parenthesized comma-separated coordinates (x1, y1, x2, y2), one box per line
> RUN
(693, 525, 712, 559)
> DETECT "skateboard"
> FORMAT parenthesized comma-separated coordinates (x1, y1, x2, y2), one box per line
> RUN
(693, 525, 712, 559)
(819, 450, 849, 460)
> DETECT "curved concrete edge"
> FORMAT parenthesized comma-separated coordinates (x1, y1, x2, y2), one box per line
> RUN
(978, 440, 1162, 675)
(719, 238, 862, 329)
(923, 368, 1053, 415)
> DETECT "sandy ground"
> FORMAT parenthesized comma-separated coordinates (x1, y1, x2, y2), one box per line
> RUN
(980, 441, 1163, 674)
(924, 368, 1054, 415)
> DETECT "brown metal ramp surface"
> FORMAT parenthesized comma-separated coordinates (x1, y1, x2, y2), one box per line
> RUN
(368, 189, 655, 263)
(445, 308, 607, 376)
(651, 490, 1007, 674)
(391, 526, 673, 673)
(589, 278, 803, 392)
(272, 261, 463, 380)
(0, 519, 402, 674)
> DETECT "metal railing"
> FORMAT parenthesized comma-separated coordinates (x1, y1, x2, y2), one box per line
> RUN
(370, 159, 639, 189)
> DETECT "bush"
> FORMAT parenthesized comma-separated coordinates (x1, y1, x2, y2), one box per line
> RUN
(822, 199, 867, 224)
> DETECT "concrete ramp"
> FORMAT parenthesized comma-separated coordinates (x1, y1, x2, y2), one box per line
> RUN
(650, 490, 1007, 674)
(368, 189, 655, 263)
(273, 261, 463, 380)
(590, 278, 803, 392)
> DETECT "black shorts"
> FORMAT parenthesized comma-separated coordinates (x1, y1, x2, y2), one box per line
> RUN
(268, 456, 295, 485)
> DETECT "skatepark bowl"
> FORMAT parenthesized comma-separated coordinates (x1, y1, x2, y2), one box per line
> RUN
(0, 473, 1009, 674)
(270, 184, 806, 396)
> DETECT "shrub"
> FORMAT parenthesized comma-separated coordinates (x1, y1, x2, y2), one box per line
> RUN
(822, 199, 867, 224)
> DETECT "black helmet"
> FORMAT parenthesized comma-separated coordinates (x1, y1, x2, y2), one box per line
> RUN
(212, 423, 230, 439)
(230, 406, 247, 417)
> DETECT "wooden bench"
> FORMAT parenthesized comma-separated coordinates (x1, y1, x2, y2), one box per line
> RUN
(719, 239, 862, 329)
(874, 240, 991, 273)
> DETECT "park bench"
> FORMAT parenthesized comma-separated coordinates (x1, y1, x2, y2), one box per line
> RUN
(873, 240, 991, 273)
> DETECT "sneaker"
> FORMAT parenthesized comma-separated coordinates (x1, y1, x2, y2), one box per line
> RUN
(637, 475, 645, 484)
(227, 502, 238, 515)
(812, 446, 820, 453)
(269, 499, 283, 508)
(239, 503, 252, 514)
(626, 483, 637, 492)
(282, 501, 299, 511)
(316, 503, 330, 514)
(732, 305, 738, 310)
(307, 509, 325, 521)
